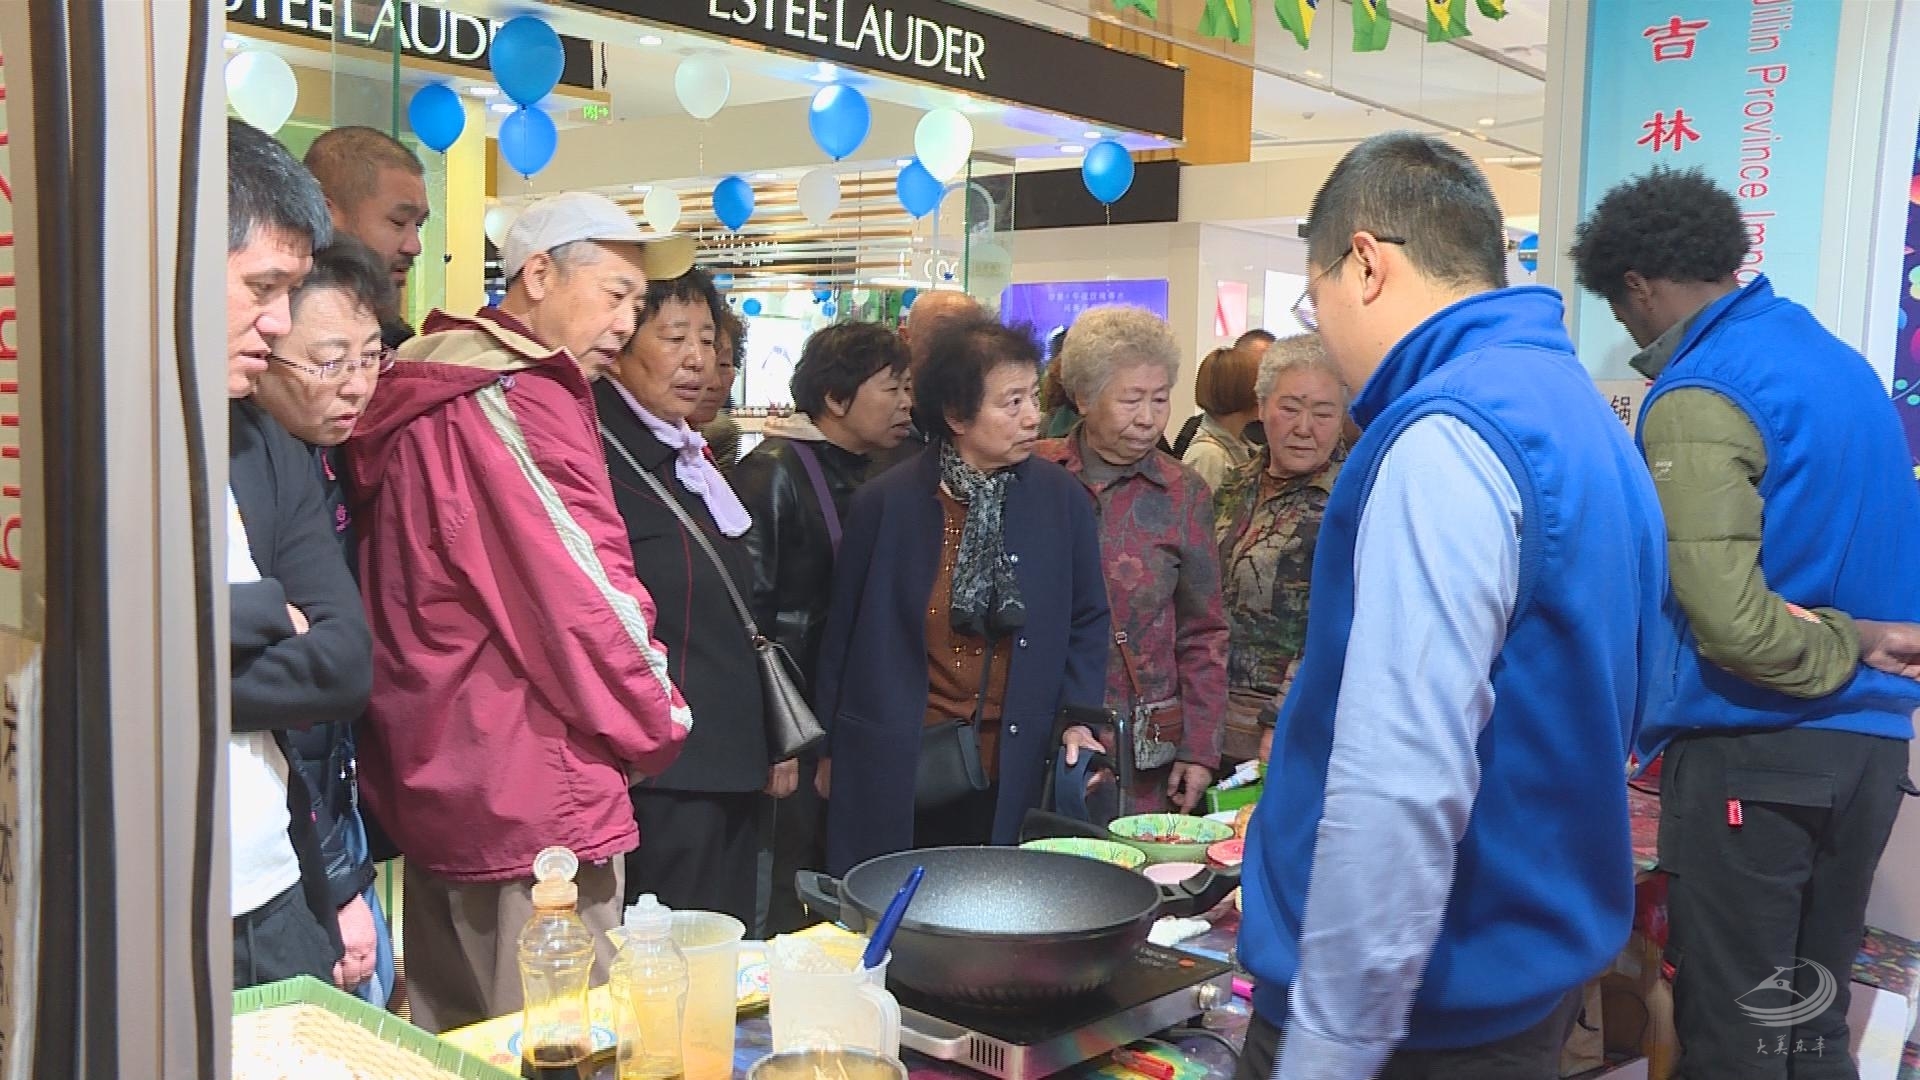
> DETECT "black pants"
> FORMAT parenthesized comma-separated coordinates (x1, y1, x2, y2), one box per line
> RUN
(1661, 728, 1909, 1080)
(766, 759, 827, 936)
(233, 882, 338, 990)
(628, 788, 763, 929)
(1234, 991, 1579, 1080)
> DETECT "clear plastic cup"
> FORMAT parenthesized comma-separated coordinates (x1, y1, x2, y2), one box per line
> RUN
(670, 910, 746, 1080)
(767, 935, 900, 1059)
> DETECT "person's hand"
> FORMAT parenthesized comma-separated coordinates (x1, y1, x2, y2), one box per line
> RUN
(1859, 619, 1920, 680)
(1060, 725, 1103, 766)
(1166, 763, 1214, 812)
(1259, 727, 1274, 765)
(814, 756, 832, 800)
(332, 894, 378, 991)
(286, 604, 310, 635)
(765, 759, 800, 798)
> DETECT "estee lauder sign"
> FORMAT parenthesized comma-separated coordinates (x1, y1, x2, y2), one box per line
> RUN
(588, 0, 1184, 141)
(225, 0, 597, 91)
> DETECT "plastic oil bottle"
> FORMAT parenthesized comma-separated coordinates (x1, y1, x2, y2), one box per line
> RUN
(610, 894, 689, 1080)
(518, 846, 597, 1080)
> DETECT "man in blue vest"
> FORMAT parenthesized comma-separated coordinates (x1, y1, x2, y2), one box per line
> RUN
(1573, 167, 1920, 1079)
(1235, 131, 1673, 1080)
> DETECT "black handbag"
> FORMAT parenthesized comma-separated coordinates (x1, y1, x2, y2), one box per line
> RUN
(601, 423, 826, 762)
(915, 639, 998, 811)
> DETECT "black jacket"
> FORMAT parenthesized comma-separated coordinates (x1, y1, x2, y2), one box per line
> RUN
(229, 401, 374, 955)
(596, 382, 769, 792)
(730, 431, 873, 695)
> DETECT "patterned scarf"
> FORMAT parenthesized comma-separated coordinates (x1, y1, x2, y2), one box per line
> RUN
(939, 442, 1025, 637)
(609, 378, 752, 538)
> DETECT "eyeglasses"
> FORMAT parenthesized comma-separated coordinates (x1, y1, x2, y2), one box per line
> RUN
(1292, 235, 1408, 332)
(268, 347, 397, 382)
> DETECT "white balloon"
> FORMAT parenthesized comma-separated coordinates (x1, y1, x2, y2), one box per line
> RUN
(850, 288, 872, 306)
(225, 51, 299, 135)
(796, 168, 842, 227)
(783, 290, 815, 319)
(674, 56, 731, 121)
(483, 206, 518, 249)
(644, 187, 682, 236)
(914, 109, 974, 184)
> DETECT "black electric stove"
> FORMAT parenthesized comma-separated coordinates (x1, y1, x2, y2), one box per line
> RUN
(893, 945, 1234, 1080)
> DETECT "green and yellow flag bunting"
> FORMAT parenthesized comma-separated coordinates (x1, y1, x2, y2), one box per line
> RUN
(1476, 0, 1507, 18)
(1113, 0, 1160, 17)
(1427, 0, 1470, 41)
(1198, 0, 1253, 44)
(1274, 0, 1316, 48)
(1353, 0, 1391, 51)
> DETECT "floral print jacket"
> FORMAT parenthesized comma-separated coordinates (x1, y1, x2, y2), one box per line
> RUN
(1037, 435, 1231, 773)
(1212, 452, 1343, 700)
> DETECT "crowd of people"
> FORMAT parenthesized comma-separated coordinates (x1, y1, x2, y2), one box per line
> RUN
(223, 112, 1920, 1078)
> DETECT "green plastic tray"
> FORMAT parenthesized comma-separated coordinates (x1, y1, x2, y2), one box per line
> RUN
(233, 975, 518, 1080)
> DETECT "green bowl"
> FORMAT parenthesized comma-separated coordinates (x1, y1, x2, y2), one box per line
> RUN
(1108, 813, 1235, 865)
(1020, 836, 1149, 871)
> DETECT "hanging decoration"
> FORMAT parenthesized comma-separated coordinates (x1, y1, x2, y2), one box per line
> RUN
(1427, 0, 1470, 41)
(742, 298, 764, 316)
(1516, 233, 1540, 274)
(1353, 0, 1391, 51)
(407, 83, 466, 153)
(1274, 0, 1316, 49)
(499, 107, 559, 178)
(1196, 0, 1251, 45)
(797, 168, 842, 227)
(483, 205, 518, 248)
(1476, 0, 1506, 18)
(1081, 140, 1136, 205)
(225, 51, 299, 134)
(914, 109, 974, 184)
(674, 56, 732, 120)
(490, 15, 566, 106)
(821, 301, 839, 318)
(808, 84, 872, 161)
(1112, 0, 1159, 17)
(713, 175, 756, 231)
(644, 187, 683, 235)
(896, 160, 944, 220)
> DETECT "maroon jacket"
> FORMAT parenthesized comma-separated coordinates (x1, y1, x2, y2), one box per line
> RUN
(346, 308, 690, 883)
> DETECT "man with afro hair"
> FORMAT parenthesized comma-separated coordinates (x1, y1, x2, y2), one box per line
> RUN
(1574, 167, 1920, 1078)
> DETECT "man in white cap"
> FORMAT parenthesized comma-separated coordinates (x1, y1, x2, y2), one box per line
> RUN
(343, 192, 699, 1032)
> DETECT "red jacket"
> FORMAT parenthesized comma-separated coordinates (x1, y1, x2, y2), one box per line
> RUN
(346, 308, 690, 882)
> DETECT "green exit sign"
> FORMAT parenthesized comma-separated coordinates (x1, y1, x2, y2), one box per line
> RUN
(581, 103, 611, 122)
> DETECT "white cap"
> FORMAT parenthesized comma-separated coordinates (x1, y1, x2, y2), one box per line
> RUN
(500, 191, 696, 283)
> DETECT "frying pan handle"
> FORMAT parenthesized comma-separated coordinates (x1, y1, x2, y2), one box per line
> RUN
(1156, 866, 1241, 918)
(795, 870, 848, 926)
(1020, 808, 1111, 844)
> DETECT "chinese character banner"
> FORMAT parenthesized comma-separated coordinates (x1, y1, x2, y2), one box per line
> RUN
(1575, 0, 1842, 379)
(1893, 121, 1920, 478)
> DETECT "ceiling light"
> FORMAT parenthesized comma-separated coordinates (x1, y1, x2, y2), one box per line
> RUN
(1477, 116, 1497, 126)
(1303, 68, 1324, 79)
(895, 158, 913, 168)
(223, 35, 242, 51)
(490, 102, 517, 115)
(809, 62, 839, 83)
(754, 171, 779, 180)
(638, 34, 664, 46)
(631, 184, 651, 193)
(468, 85, 500, 98)
(1058, 144, 1085, 154)
(1082, 130, 1103, 140)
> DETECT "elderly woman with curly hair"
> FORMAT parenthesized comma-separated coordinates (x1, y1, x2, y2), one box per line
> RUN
(813, 318, 1112, 874)
(1036, 307, 1230, 816)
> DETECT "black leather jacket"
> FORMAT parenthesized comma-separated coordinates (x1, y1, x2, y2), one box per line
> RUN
(731, 432, 875, 693)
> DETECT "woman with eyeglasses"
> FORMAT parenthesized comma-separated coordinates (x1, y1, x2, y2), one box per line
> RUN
(248, 236, 398, 1004)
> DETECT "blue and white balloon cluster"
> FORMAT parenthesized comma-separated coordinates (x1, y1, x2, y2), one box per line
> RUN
(491, 15, 566, 178)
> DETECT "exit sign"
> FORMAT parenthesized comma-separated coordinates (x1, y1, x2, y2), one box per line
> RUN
(581, 103, 611, 122)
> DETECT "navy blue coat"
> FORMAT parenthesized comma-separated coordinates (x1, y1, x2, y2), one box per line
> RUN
(814, 446, 1111, 875)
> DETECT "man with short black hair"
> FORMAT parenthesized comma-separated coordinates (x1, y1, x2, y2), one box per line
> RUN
(304, 125, 430, 344)
(225, 118, 374, 989)
(1574, 167, 1920, 1078)
(1236, 132, 1672, 1079)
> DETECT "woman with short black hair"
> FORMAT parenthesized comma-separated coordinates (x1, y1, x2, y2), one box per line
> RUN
(812, 318, 1112, 874)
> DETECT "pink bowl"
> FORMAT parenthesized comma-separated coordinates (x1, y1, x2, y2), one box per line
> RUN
(1142, 861, 1208, 886)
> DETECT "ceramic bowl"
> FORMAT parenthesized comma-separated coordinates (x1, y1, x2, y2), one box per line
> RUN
(1019, 836, 1149, 871)
(1141, 861, 1209, 886)
(1107, 813, 1235, 865)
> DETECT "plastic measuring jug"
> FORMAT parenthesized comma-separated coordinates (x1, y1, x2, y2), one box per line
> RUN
(767, 934, 900, 1058)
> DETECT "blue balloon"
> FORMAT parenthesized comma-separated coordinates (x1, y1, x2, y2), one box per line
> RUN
(499, 107, 558, 177)
(808, 85, 871, 161)
(896, 160, 943, 219)
(407, 83, 466, 153)
(901, 288, 919, 308)
(1081, 139, 1135, 205)
(490, 15, 565, 106)
(821, 301, 838, 318)
(713, 272, 737, 291)
(813, 287, 833, 302)
(742, 298, 764, 316)
(1516, 232, 1540, 273)
(713, 175, 755, 231)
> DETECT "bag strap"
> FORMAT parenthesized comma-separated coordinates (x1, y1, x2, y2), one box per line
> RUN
(1114, 630, 1146, 705)
(601, 421, 762, 642)
(787, 441, 842, 554)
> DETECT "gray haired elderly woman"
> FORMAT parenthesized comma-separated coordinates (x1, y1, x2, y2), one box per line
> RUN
(1037, 306, 1230, 816)
(1212, 334, 1350, 762)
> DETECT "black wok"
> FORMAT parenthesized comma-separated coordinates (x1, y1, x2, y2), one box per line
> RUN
(795, 845, 1233, 1008)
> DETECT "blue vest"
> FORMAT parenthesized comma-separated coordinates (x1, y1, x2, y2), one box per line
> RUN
(1633, 277, 1920, 761)
(1241, 288, 1673, 1049)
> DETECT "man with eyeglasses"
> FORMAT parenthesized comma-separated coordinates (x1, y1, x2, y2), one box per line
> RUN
(1235, 132, 1673, 1079)
(249, 236, 399, 1006)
